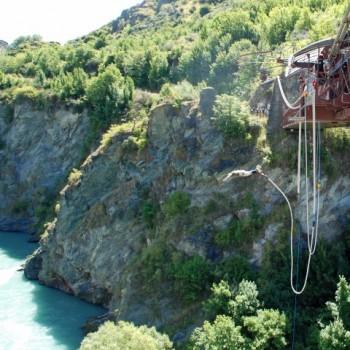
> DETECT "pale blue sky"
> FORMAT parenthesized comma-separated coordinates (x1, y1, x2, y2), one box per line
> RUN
(1, 0, 141, 44)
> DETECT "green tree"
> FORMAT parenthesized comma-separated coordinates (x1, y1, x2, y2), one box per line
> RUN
(320, 276, 350, 350)
(51, 68, 88, 100)
(212, 94, 250, 138)
(172, 255, 211, 302)
(180, 43, 212, 84)
(80, 321, 173, 350)
(148, 52, 169, 90)
(191, 315, 247, 350)
(262, 6, 301, 47)
(86, 65, 134, 130)
(211, 10, 259, 44)
(192, 280, 286, 350)
(243, 309, 287, 350)
(163, 191, 191, 217)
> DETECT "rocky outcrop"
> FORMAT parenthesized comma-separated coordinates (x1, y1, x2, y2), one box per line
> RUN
(111, 0, 181, 34)
(25, 91, 350, 335)
(0, 102, 90, 233)
(0, 40, 8, 52)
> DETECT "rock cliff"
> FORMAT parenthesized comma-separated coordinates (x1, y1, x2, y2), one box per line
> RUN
(25, 90, 350, 337)
(0, 102, 89, 233)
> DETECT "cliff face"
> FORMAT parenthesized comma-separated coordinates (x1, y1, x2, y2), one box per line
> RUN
(0, 102, 89, 232)
(24, 90, 350, 336)
(0, 40, 8, 52)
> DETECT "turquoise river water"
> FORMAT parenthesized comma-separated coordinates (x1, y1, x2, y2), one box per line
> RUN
(0, 231, 104, 350)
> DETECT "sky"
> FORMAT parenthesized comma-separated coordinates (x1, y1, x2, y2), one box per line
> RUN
(0, 0, 141, 44)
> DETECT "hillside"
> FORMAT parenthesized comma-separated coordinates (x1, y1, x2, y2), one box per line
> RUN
(1, 0, 350, 349)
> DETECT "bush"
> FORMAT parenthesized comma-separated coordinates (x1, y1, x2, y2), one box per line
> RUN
(160, 81, 200, 107)
(243, 309, 287, 349)
(324, 127, 350, 153)
(199, 5, 210, 17)
(214, 256, 255, 285)
(320, 277, 350, 350)
(148, 52, 169, 90)
(171, 255, 211, 302)
(142, 200, 158, 228)
(86, 65, 134, 131)
(263, 6, 301, 46)
(192, 280, 286, 350)
(51, 68, 88, 100)
(140, 242, 170, 286)
(191, 315, 246, 350)
(9, 85, 47, 107)
(80, 321, 173, 350)
(208, 39, 257, 94)
(212, 94, 250, 139)
(215, 197, 263, 250)
(179, 44, 212, 84)
(163, 191, 191, 217)
(68, 168, 83, 186)
(211, 10, 259, 44)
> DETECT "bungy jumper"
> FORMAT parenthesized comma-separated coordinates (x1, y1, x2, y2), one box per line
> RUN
(224, 3, 350, 296)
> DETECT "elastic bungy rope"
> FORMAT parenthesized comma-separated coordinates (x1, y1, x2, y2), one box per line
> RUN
(277, 76, 303, 110)
(291, 223, 302, 350)
(302, 89, 321, 256)
(257, 170, 312, 295)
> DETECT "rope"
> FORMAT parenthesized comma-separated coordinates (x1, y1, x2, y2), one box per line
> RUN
(310, 123, 322, 255)
(297, 122, 302, 194)
(277, 76, 303, 110)
(291, 223, 302, 350)
(258, 171, 313, 295)
(303, 90, 321, 256)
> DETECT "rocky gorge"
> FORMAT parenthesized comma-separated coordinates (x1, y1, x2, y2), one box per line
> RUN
(19, 85, 350, 338)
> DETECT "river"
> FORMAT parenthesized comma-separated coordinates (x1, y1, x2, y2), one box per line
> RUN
(0, 231, 105, 350)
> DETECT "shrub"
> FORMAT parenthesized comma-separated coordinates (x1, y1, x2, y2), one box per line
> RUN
(160, 81, 200, 107)
(140, 242, 170, 286)
(212, 94, 250, 139)
(211, 10, 259, 44)
(179, 44, 212, 84)
(80, 321, 173, 350)
(171, 255, 211, 302)
(10, 35, 42, 50)
(243, 309, 287, 349)
(263, 6, 301, 46)
(148, 52, 169, 90)
(142, 200, 158, 228)
(99, 117, 148, 153)
(51, 68, 88, 100)
(324, 127, 350, 153)
(191, 315, 246, 350)
(192, 280, 286, 350)
(11, 85, 46, 106)
(215, 256, 255, 285)
(199, 5, 210, 17)
(320, 277, 350, 350)
(68, 168, 83, 186)
(215, 204, 263, 250)
(163, 191, 191, 217)
(86, 65, 134, 131)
